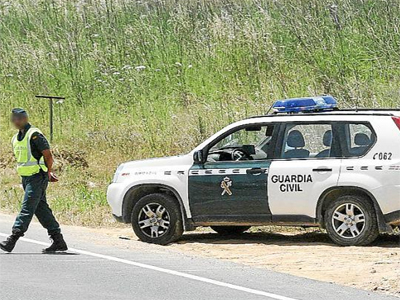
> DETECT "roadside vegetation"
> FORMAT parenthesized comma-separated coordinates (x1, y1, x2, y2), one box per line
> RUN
(1, 0, 399, 226)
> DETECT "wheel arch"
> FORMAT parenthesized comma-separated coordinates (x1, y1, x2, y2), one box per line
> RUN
(316, 186, 390, 233)
(121, 184, 194, 231)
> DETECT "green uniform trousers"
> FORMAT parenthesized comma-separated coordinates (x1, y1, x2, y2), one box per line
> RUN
(12, 171, 60, 236)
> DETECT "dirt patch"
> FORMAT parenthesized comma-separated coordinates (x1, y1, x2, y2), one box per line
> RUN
(172, 229, 400, 297)
(0, 153, 14, 169)
(53, 147, 89, 170)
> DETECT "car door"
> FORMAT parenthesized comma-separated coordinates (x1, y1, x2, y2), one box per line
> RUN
(188, 124, 278, 224)
(268, 122, 342, 220)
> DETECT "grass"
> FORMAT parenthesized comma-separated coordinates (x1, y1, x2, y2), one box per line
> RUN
(0, 0, 400, 226)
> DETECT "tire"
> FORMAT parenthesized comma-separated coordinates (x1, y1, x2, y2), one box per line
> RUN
(131, 193, 183, 245)
(324, 195, 379, 246)
(211, 226, 251, 236)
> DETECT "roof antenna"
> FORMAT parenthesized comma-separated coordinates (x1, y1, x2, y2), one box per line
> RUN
(266, 103, 274, 115)
(355, 96, 359, 112)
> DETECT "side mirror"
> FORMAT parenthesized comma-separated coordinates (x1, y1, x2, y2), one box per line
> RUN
(193, 150, 205, 164)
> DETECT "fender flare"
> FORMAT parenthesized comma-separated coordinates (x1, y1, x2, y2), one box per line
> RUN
(316, 186, 389, 233)
(122, 183, 194, 230)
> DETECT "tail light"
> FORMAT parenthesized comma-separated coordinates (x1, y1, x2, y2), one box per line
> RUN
(392, 117, 400, 130)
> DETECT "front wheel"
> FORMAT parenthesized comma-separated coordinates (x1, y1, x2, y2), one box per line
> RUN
(131, 193, 183, 245)
(211, 226, 251, 236)
(325, 195, 379, 246)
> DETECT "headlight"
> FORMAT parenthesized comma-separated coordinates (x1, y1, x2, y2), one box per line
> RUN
(112, 164, 125, 183)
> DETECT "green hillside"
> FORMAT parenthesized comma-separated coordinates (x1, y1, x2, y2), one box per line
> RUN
(1, 0, 399, 225)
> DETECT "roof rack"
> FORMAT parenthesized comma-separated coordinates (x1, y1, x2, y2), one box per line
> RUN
(338, 108, 400, 112)
(249, 111, 399, 119)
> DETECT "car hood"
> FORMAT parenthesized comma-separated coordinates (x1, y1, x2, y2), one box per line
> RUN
(122, 154, 193, 171)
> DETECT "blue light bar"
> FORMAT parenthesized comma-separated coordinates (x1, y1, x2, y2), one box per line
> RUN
(272, 95, 337, 113)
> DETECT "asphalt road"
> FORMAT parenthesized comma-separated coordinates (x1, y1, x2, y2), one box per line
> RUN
(0, 216, 397, 300)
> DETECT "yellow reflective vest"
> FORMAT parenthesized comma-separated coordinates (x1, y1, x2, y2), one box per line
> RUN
(12, 127, 48, 176)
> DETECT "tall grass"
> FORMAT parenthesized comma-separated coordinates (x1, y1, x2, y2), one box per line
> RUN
(0, 0, 399, 225)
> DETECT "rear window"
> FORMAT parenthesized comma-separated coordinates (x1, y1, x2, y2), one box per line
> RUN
(279, 123, 340, 159)
(276, 121, 376, 159)
(341, 123, 376, 157)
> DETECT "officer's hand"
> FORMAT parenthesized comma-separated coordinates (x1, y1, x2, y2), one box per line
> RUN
(48, 172, 59, 183)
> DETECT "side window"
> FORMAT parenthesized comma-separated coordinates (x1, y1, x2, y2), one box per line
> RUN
(280, 123, 335, 159)
(207, 125, 275, 162)
(343, 123, 375, 157)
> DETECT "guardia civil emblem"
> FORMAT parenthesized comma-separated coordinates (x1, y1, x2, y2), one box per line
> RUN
(220, 177, 233, 196)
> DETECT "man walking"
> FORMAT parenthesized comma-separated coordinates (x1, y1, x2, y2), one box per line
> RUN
(0, 108, 68, 253)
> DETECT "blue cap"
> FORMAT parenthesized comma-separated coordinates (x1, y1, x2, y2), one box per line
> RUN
(11, 108, 28, 117)
(272, 96, 337, 113)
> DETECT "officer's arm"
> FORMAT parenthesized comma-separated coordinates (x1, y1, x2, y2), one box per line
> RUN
(43, 150, 58, 182)
(31, 132, 57, 181)
(42, 149, 54, 174)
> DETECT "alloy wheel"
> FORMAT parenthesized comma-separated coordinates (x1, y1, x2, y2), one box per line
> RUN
(331, 203, 366, 239)
(138, 203, 170, 238)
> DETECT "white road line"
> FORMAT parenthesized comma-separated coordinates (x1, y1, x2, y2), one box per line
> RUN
(0, 232, 298, 300)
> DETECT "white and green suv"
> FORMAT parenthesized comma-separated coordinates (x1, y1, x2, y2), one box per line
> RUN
(107, 96, 400, 246)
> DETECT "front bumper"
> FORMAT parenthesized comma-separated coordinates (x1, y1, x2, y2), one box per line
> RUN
(107, 182, 125, 217)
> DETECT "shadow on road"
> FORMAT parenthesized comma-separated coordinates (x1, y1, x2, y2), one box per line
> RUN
(0, 252, 79, 255)
(178, 231, 400, 248)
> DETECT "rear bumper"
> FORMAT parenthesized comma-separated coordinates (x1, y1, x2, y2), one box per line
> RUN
(384, 210, 400, 226)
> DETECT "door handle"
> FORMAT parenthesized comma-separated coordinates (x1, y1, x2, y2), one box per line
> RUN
(246, 168, 266, 175)
(312, 168, 332, 172)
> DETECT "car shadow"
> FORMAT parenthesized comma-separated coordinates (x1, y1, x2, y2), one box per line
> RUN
(177, 231, 400, 248)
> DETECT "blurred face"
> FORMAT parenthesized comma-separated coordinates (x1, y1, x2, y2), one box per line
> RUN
(11, 115, 28, 130)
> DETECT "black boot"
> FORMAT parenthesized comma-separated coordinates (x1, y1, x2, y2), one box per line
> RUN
(43, 233, 68, 253)
(0, 234, 21, 253)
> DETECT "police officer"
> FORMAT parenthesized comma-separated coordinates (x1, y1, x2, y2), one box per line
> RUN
(0, 108, 68, 253)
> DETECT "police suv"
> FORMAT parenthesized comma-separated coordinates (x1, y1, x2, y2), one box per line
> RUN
(107, 96, 400, 246)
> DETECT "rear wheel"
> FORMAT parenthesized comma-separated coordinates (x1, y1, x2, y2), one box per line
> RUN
(325, 195, 379, 246)
(211, 226, 251, 236)
(131, 193, 183, 245)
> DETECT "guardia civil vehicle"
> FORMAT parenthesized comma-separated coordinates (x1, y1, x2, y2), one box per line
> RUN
(107, 96, 400, 246)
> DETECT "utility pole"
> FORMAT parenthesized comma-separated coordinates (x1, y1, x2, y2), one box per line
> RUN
(35, 95, 65, 142)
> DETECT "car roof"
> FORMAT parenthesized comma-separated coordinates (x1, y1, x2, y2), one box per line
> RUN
(250, 109, 400, 119)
